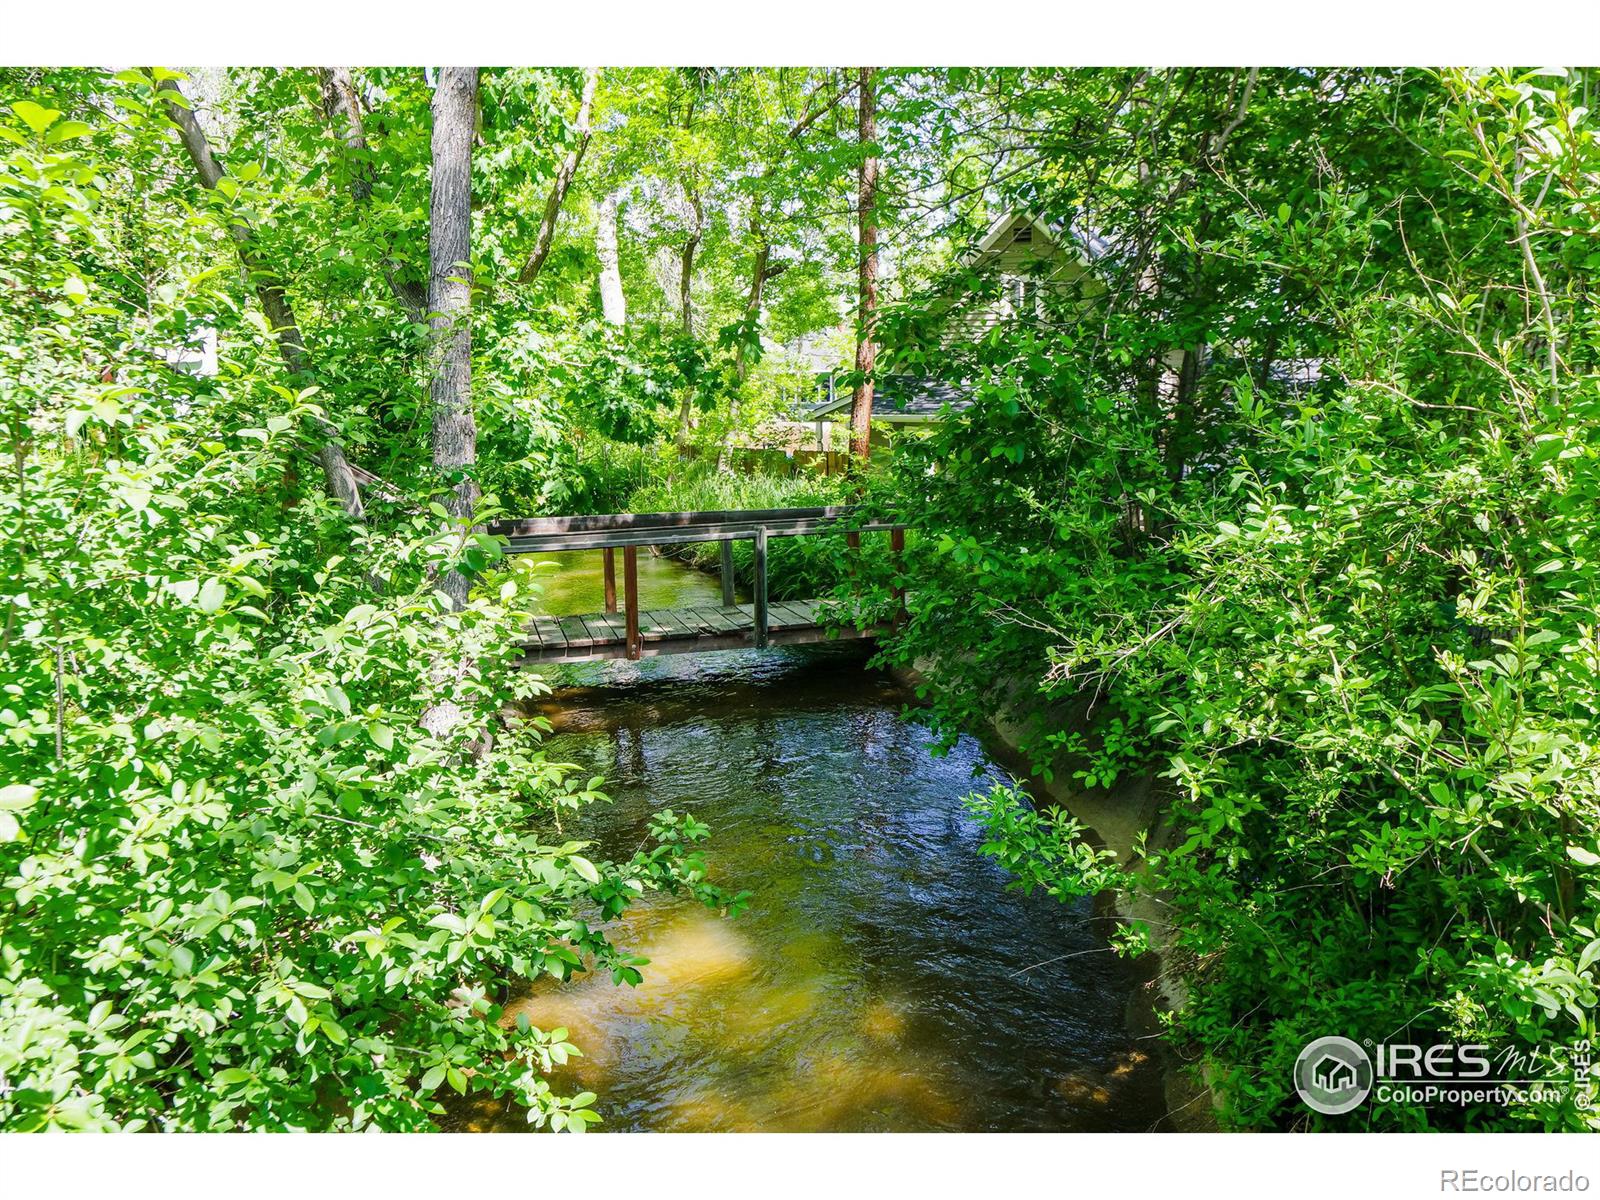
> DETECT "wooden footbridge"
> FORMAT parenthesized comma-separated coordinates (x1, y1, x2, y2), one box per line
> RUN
(488, 506, 904, 663)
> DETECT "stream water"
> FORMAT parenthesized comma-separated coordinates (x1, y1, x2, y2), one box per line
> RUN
(458, 551, 1168, 1132)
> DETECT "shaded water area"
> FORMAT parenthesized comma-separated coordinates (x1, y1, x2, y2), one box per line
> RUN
(463, 551, 1168, 1131)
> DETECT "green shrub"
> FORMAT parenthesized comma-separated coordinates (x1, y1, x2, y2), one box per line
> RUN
(0, 92, 735, 1132)
(878, 68, 1600, 1130)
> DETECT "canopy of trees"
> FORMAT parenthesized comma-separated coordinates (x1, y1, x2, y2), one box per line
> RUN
(1, 65, 1597, 1132)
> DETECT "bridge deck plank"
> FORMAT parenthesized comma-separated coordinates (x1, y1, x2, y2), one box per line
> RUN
(556, 615, 596, 647)
(528, 616, 566, 649)
(694, 606, 747, 634)
(769, 599, 815, 629)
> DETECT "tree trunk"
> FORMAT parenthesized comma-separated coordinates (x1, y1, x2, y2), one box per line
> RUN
(716, 213, 787, 472)
(317, 67, 428, 325)
(735, 234, 773, 386)
(156, 75, 366, 523)
(674, 184, 703, 456)
(517, 67, 599, 284)
(849, 67, 879, 462)
(427, 67, 480, 612)
(1161, 344, 1204, 482)
(595, 190, 627, 326)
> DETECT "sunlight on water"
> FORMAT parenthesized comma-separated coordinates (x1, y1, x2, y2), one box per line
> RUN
(456, 554, 1168, 1132)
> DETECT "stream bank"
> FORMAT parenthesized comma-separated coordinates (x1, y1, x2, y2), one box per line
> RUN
(891, 661, 1221, 1132)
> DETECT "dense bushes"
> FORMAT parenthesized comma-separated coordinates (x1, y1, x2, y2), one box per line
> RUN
(0, 81, 734, 1132)
(872, 69, 1600, 1130)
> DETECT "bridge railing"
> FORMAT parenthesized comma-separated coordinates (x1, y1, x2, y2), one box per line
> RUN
(487, 506, 904, 659)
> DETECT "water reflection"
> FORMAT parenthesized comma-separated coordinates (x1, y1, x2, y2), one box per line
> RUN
(463, 557, 1167, 1132)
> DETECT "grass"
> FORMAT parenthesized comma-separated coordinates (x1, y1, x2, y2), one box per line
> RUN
(627, 466, 854, 601)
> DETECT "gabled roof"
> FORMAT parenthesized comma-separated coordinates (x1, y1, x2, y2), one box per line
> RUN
(966, 210, 1114, 270)
(805, 374, 970, 423)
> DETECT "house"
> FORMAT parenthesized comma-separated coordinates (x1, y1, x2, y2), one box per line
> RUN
(804, 372, 971, 429)
(801, 210, 1101, 433)
(941, 209, 1108, 339)
(804, 208, 1326, 443)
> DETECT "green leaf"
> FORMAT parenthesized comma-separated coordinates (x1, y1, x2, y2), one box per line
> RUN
(0, 784, 37, 811)
(45, 120, 92, 144)
(197, 578, 226, 613)
(567, 855, 600, 885)
(12, 100, 61, 135)
(1577, 939, 1600, 975)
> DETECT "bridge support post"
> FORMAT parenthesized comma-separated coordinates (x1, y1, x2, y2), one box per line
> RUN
(719, 540, 735, 608)
(623, 546, 641, 660)
(603, 547, 617, 613)
(891, 526, 906, 627)
(753, 527, 769, 649)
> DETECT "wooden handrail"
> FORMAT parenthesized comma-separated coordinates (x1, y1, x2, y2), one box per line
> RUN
(493, 505, 862, 535)
(500, 505, 908, 661)
(489, 505, 903, 552)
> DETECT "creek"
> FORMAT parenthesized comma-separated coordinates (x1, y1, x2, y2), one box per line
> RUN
(457, 550, 1168, 1132)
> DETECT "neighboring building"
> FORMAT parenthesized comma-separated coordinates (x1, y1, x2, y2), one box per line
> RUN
(804, 373, 971, 429)
(802, 210, 1102, 431)
(801, 209, 1325, 439)
(938, 209, 1108, 341)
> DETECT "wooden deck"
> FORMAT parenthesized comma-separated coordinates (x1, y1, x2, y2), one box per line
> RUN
(519, 598, 886, 663)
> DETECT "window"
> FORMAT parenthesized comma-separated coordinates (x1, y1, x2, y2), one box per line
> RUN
(1004, 275, 1038, 316)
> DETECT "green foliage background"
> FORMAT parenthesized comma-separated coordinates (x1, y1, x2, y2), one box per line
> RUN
(4, 64, 1597, 1133)
(0, 71, 740, 1132)
(862, 67, 1600, 1130)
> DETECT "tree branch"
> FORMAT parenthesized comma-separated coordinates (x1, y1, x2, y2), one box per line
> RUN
(517, 67, 599, 285)
(317, 67, 428, 324)
(154, 72, 366, 522)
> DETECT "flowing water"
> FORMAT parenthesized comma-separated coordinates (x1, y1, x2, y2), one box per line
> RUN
(460, 551, 1168, 1132)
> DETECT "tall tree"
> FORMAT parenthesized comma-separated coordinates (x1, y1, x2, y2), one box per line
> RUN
(595, 189, 628, 326)
(849, 66, 879, 461)
(673, 180, 704, 453)
(427, 66, 479, 611)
